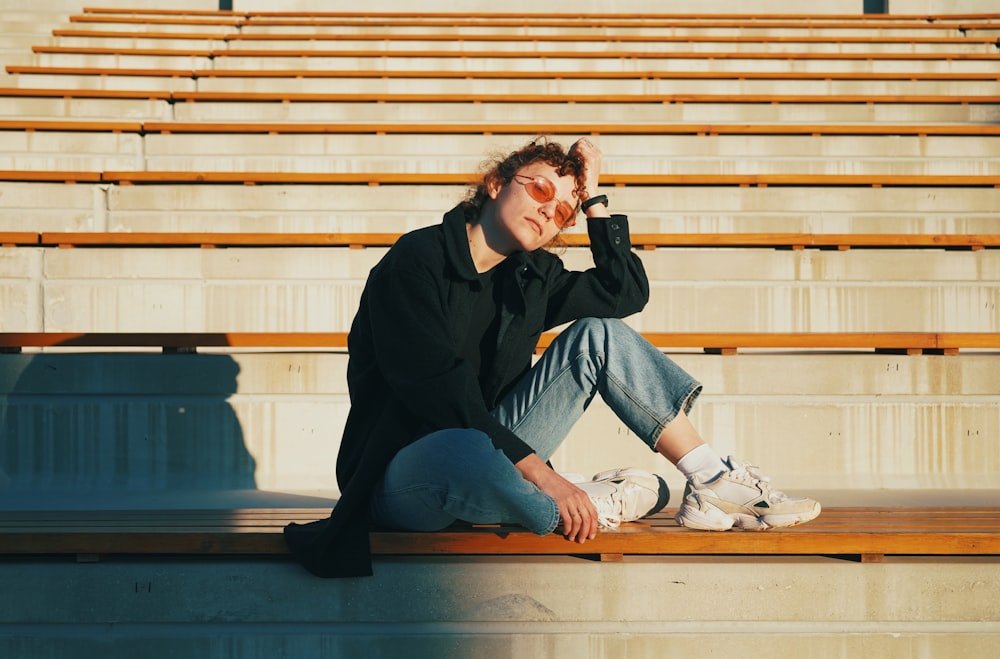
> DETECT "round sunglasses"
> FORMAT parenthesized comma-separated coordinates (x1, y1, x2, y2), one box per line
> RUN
(512, 174, 577, 228)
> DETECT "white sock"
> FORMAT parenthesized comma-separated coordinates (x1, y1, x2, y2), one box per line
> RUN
(676, 444, 727, 481)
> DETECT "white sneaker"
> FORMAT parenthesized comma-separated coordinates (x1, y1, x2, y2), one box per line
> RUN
(578, 467, 670, 529)
(675, 457, 821, 531)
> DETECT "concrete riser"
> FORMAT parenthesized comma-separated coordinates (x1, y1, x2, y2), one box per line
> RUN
(3, 133, 999, 176)
(4, 246, 999, 332)
(1, 556, 997, 658)
(2, 352, 997, 495)
(6, 98, 1000, 125)
(4, 182, 998, 235)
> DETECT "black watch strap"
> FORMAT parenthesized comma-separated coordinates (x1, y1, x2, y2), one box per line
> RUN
(581, 194, 609, 212)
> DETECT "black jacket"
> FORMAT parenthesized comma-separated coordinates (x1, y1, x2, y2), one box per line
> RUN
(284, 205, 650, 577)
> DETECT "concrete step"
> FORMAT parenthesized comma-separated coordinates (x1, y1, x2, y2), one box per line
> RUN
(1, 351, 997, 493)
(191, 76, 1000, 97)
(3, 132, 998, 176)
(29, 51, 1000, 74)
(4, 246, 997, 333)
(2, 181, 998, 234)
(5, 72, 195, 92)
(166, 100, 1000, 126)
(0, 95, 172, 121)
(231, 22, 977, 38)
(7, 71, 993, 96)
(1, 555, 996, 659)
(6, 94, 998, 125)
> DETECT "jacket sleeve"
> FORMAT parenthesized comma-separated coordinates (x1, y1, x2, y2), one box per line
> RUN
(361, 239, 535, 464)
(542, 213, 650, 329)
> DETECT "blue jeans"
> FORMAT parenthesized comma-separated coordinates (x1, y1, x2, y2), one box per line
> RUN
(368, 318, 702, 535)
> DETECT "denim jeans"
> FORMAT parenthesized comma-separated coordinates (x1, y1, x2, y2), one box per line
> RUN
(368, 317, 702, 535)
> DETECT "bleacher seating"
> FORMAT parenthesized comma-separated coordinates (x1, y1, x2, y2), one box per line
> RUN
(0, 3, 998, 656)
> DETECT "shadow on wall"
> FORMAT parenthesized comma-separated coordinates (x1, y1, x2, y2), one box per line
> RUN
(0, 350, 255, 499)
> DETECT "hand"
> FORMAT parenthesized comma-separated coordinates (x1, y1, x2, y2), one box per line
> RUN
(515, 454, 599, 544)
(569, 137, 603, 202)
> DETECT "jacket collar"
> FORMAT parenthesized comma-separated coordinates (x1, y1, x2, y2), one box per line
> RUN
(441, 204, 545, 283)
(442, 205, 481, 282)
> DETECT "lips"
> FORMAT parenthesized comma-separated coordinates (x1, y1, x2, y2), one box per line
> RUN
(525, 217, 543, 235)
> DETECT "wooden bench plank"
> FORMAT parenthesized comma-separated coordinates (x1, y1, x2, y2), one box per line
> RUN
(0, 86, 173, 100)
(53, 28, 1000, 47)
(78, 7, 1000, 20)
(94, 172, 1000, 187)
(151, 91, 1000, 105)
(0, 232, 40, 246)
(4, 119, 1000, 138)
(0, 119, 144, 133)
(33, 44, 1000, 62)
(1, 332, 996, 354)
(5, 86, 997, 106)
(136, 122, 1000, 136)
(1, 170, 996, 188)
(9, 65, 1000, 82)
(68, 13, 999, 31)
(0, 170, 102, 183)
(1, 508, 997, 558)
(33, 231, 1000, 250)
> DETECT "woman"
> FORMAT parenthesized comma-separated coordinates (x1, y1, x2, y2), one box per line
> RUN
(284, 137, 820, 578)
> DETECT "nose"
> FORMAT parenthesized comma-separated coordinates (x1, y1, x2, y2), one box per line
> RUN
(537, 200, 557, 223)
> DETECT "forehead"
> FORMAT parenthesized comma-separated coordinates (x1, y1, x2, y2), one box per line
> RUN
(516, 162, 578, 200)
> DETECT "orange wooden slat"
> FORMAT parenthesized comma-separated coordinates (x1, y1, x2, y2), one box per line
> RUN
(40, 232, 400, 247)
(0, 170, 102, 183)
(2, 332, 996, 352)
(1, 508, 998, 557)
(10, 65, 1000, 82)
(0, 232, 40, 246)
(5, 87, 997, 106)
(161, 91, 1000, 105)
(52, 27, 1000, 46)
(32, 44, 1000, 62)
(137, 122, 1000, 136)
(88, 171, 1000, 188)
(0, 119, 143, 133)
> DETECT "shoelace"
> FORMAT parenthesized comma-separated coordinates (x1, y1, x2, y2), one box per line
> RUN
(590, 486, 624, 529)
(727, 459, 791, 503)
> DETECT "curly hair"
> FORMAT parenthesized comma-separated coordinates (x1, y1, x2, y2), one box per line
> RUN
(459, 137, 586, 231)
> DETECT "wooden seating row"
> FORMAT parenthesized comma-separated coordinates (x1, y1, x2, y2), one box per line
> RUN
(65, 13, 1000, 31)
(1, 231, 996, 251)
(31, 44, 1000, 62)
(75, 8, 1000, 20)
(5, 118, 1000, 137)
(1, 331, 996, 355)
(2, 508, 998, 563)
(5, 86, 998, 106)
(10, 64, 1000, 82)
(2, 170, 996, 187)
(51, 28, 1000, 47)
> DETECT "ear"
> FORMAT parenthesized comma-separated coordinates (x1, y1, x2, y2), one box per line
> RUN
(486, 176, 502, 200)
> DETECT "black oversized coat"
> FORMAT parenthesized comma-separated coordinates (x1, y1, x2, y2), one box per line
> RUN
(284, 206, 650, 577)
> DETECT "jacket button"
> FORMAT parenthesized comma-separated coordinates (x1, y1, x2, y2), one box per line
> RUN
(614, 237, 622, 245)
(610, 222, 620, 231)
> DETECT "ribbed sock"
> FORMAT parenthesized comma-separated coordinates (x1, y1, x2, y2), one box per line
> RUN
(675, 444, 727, 481)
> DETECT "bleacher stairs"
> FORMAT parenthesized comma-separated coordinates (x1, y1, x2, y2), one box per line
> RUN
(0, 1, 997, 657)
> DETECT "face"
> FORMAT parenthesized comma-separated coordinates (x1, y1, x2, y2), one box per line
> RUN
(488, 162, 578, 252)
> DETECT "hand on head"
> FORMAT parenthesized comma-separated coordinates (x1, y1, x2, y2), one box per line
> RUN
(569, 137, 603, 202)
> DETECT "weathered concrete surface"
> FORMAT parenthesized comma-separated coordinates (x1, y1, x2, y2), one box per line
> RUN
(0, 555, 997, 658)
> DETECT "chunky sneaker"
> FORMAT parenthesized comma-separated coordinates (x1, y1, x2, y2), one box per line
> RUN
(675, 457, 821, 531)
(578, 468, 670, 529)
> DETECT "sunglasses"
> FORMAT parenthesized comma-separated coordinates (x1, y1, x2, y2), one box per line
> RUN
(512, 174, 577, 228)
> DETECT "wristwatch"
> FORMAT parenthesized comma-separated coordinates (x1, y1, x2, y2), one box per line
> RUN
(581, 194, 609, 212)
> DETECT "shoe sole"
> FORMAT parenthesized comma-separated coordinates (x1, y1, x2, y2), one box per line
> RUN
(677, 501, 822, 531)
